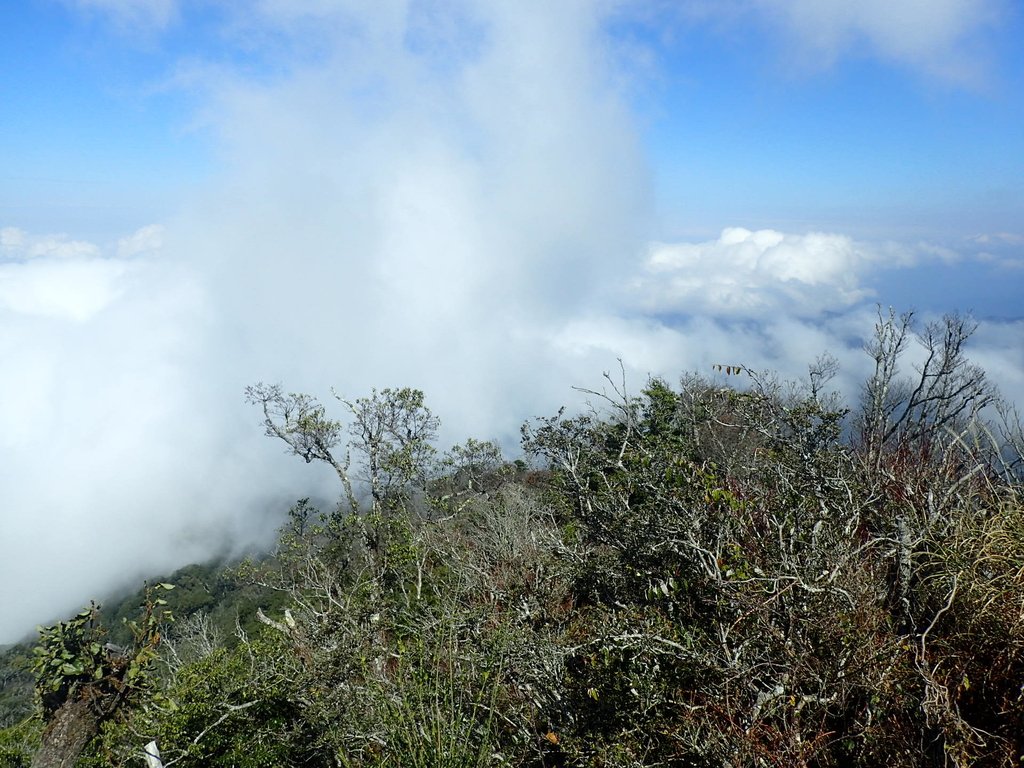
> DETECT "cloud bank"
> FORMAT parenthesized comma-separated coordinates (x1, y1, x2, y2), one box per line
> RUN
(631, 227, 978, 319)
(0, 225, 304, 642)
(1, 2, 652, 641)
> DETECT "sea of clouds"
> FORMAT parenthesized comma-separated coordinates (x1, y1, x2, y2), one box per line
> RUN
(1, 0, 1021, 642)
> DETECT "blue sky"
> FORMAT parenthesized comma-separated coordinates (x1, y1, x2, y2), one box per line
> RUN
(649, 62, 1024, 237)
(1, 2, 211, 236)
(1, 1, 1023, 640)
(4, 1, 1023, 247)
(4, 1, 1019, 247)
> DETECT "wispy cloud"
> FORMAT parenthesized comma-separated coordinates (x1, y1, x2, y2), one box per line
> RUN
(116, 224, 164, 259)
(1, 227, 101, 261)
(63, 0, 179, 32)
(749, 0, 1007, 83)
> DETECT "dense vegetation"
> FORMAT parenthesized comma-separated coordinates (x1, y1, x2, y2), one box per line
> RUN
(3, 309, 1023, 767)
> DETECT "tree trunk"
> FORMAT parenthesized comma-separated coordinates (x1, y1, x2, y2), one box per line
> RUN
(31, 698, 99, 768)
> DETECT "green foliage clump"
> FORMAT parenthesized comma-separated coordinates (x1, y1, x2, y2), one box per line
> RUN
(7, 315, 1024, 767)
(0, 717, 40, 767)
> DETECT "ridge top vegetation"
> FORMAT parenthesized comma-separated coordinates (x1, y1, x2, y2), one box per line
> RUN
(3, 309, 1023, 767)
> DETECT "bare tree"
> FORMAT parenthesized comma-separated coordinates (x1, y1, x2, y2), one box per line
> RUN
(858, 308, 997, 472)
(853, 308, 1004, 640)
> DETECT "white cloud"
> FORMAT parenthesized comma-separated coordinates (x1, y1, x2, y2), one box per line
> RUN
(749, 0, 1006, 82)
(117, 224, 164, 259)
(169, 1, 648, 427)
(0, 229, 304, 641)
(1, 227, 101, 260)
(967, 232, 1024, 270)
(0, 258, 129, 321)
(0, 230, 131, 321)
(0, 227, 26, 251)
(64, 0, 178, 31)
(971, 232, 1024, 246)
(634, 227, 907, 318)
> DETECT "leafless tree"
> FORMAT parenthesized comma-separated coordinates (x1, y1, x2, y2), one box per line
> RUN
(858, 307, 997, 473)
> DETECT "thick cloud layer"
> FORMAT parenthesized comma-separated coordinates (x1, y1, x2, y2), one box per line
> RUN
(640, 228, 881, 317)
(1, 2, 653, 642)
(1, 2, 1021, 643)
(0, 226, 302, 643)
(632, 228, 977, 318)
